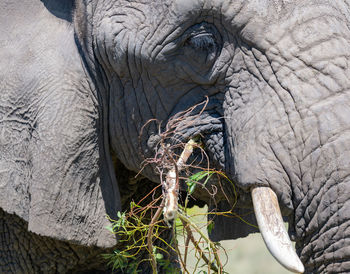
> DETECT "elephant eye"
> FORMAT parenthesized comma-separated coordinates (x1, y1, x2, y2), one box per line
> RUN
(182, 23, 221, 66)
(185, 33, 217, 53)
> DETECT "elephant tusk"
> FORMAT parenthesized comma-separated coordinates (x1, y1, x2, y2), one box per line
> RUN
(251, 186, 304, 273)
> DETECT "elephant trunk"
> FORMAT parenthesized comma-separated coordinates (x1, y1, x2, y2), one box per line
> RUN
(221, 4, 350, 272)
(294, 174, 350, 273)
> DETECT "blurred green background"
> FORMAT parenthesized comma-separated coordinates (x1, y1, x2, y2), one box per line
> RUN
(177, 206, 290, 274)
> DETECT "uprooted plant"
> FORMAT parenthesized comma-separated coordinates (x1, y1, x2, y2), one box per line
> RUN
(104, 100, 249, 273)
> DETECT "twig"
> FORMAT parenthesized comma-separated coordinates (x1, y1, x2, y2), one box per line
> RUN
(163, 138, 200, 222)
(178, 211, 223, 273)
(183, 232, 191, 266)
(180, 218, 218, 273)
(172, 225, 190, 274)
(147, 201, 165, 274)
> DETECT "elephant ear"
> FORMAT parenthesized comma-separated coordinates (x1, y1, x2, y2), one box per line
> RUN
(25, 93, 121, 248)
(208, 201, 259, 241)
(0, 0, 120, 248)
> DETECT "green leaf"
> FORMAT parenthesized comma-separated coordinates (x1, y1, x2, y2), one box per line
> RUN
(188, 171, 209, 182)
(186, 171, 214, 194)
(207, 221, 215, 234)
(155, 253, 164, 260)
(188, 181, 197, 194)
(130, 201, 142, 209)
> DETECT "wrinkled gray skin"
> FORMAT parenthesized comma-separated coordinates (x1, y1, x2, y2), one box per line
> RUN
(1, 0, 350, 273)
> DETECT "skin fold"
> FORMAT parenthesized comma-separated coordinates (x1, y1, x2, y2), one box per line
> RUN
(1, 0, 350, 273)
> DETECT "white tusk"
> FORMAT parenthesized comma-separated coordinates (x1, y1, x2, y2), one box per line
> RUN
(251, 186, 304, 273)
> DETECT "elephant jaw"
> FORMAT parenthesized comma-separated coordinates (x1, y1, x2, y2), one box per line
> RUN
(252, 186, 304, 273)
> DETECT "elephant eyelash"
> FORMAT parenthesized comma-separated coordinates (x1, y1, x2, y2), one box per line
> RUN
(185, 33, 217, 52)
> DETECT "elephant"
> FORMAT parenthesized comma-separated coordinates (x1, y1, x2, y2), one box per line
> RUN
(1, 0, 350, 273)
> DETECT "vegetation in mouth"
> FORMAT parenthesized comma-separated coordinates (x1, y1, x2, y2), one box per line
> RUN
(103, 102, 258, 273)
(104, 120, 249, 273)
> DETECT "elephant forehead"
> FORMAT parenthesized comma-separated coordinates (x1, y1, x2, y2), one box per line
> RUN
(108, 0, 250, 29)
(172, 0, 203, 13)
(105, 0, 296, 53)
(170, 0, 297, 21)
(172, 0, 246, 13)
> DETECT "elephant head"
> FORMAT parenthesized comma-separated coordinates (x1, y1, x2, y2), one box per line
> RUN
(1, 0, 350, 273)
